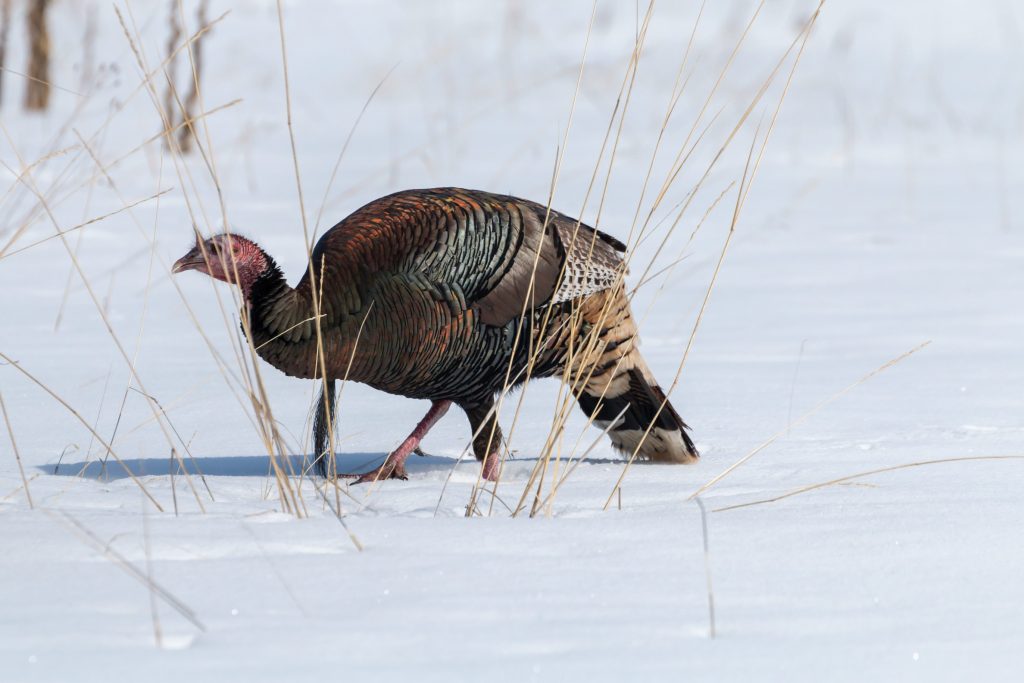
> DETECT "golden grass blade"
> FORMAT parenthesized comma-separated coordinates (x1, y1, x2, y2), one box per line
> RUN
(602, 125, 763, 512)
(313, 63, 398, 235)
(0, 65, 85, 96)
(0, 131, 207, 512)
(115, 8, 307, 514)
(141, 491, 164, 647)
(603, 4, 828, 510)
(0, 189, 172, 260)
(694, 497, 716, 639)
(0, 352, 163, 511)
(689, 341, 931, 501)
(0, 391, 33, 508)
(464, 0, 602, 514)
(70, 130, 254, 420)
(47, 509, 204, 632)
(713, 455, 1024, 513)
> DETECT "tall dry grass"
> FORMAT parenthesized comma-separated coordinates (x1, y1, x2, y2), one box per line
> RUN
(1, 0, 950, 539)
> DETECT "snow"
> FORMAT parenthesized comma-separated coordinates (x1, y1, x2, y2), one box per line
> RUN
(2, 0, 1023, 681)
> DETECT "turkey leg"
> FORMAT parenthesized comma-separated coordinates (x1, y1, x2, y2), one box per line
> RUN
(342, 399, 451, 484)
(463, 400, 503, 482)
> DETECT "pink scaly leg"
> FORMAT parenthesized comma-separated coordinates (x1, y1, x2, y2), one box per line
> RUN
(342, 400, 451, 485)
(480, 450, 501, 482)
(463, 399, 503, 482)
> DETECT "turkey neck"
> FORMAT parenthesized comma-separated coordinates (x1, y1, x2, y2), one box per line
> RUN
(239, 246, 364, 381)
(241, 251, 316, 369)
(244, 251, 292, 321)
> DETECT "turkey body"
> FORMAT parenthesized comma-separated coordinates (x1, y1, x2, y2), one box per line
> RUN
(243, 187, 697, 474)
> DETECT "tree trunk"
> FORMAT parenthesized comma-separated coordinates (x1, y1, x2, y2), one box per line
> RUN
(178, 0, 210, 153)
(25, 0, 51, 111)
(162, 0, 181, 147)
(0, 0, 12, 106)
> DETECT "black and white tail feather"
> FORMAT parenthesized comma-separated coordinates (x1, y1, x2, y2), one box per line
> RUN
(572, 287, 699, 464)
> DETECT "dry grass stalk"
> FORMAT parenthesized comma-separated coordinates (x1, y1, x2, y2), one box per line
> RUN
(521, 4, 665, 515)
(625, 2, 820, 296)
(0, 6, 226, 257)
(81, 367, 112, 477)
(55, 106, 106, 333)
(603, 123, 764, 511)
(0, 26, 222, 253)
(0, 189, 171, 260)
(0, 391, 33, 508)
(168, 450, 179, 516)
(141, 493, 164, 647)
(626, 0, 708, 240)
(0, 98, 212, 510)
(309, 301, 374, 497)
(115, 5, 308, 517)
(0, 351, 163, 511)
(430, 318, 583, 516)
(312, 65, 397, 235)
(97, 157, 167, 488)
(631, 1, 766, 240)
(712, 455, 1024, 513)
(694, 497, 716, 638)
(4, 7, 304, 521)
(70, 129, 262, 455)
(0, 94, 237, 260)
(689, 340, 931, 501)
(326, 62, 581, 209)
(632, 180, 735, 295)
(217, 0, 368, 547)
(465, 0, 757, 515)
(495, 0, 776, 515)
(498, 0, 748, 516)
(1, 138, 207, 513)
(465, 0, 643, 517)
(48, 509, 204, 632)
(2, 473, 39, 502)
(76, 3, 97, 94)
(531, 403, 631, 514)
(10, 3, 840, 529)
(602, 3, 827, 510)
(130, 388, 214, 502)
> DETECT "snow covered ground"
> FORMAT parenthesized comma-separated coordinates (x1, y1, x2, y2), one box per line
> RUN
(2, 1, 1023, 680)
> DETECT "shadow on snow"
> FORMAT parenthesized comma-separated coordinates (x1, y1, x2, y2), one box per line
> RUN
(41, 451, 627, 480)
(42, 452, 444, 480)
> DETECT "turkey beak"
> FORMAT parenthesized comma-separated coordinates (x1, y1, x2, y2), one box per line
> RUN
(172, 247, 204, 274)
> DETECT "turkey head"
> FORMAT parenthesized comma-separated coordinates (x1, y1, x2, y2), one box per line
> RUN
(173, 233, 269, 299)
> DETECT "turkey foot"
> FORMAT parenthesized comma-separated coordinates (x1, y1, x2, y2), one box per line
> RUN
(341, 399, 451, 485)
(342, 459, 409, 485)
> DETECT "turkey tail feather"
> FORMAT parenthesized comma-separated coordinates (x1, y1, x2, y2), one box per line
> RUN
(577, 368, 698, 463)
(312, 378, 337, 477)
(573, 289, 698, 463)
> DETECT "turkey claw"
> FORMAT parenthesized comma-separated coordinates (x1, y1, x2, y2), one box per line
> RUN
(344, 462, 408, 485)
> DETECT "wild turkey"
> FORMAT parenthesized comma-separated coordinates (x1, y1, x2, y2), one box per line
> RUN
(172, 188, 698, 483)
